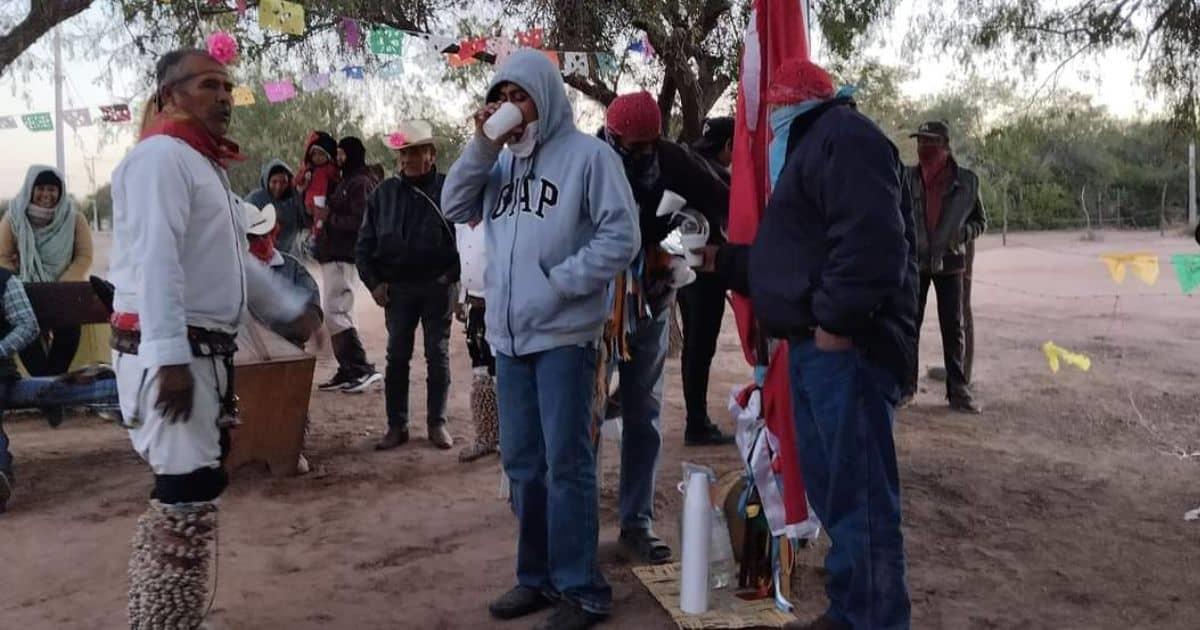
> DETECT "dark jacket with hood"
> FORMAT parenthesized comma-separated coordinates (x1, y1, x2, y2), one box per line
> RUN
(317, 138, 379, 264)
(904, 162, 987, 274)
(356, 168, 460, 290)
(245, 159, 308, 256)
(748, 99, 918, 389)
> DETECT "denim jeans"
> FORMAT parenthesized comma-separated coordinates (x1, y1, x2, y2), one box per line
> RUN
(384, 283, 453, 430)
(789, 340, 910, 630)
(497, 344, 611, 615)
(0, 376, 120, 474)
(612, 304, 669, 532)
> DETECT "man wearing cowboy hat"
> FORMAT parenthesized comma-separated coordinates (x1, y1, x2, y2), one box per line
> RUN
(357, 121, 459, 451)
(243, 200, 323, 348)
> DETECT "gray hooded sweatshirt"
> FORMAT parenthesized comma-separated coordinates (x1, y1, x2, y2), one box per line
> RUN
(245, 158, 306, 257)
(442, 49, 641, 357)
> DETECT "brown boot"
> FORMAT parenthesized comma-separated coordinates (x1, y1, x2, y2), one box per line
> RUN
(459, 372, 499, 463)
(375, 427, 409, 451)
(428, 422, 454, 450)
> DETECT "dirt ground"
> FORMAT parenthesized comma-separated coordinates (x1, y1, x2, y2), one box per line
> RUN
(1, 230, 1198, 630)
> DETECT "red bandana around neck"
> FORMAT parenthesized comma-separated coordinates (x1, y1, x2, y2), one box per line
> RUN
(140, 112, 245, 168)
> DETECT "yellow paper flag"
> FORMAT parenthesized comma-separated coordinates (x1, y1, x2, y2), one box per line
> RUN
(232, 85, 255, 106)
(1100, 253, 1160, 286)
(1042, 341, 1091, 374)
(259, 0, 305, 36)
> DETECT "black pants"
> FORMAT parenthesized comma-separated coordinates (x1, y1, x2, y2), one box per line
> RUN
(677, 271, 726, 431)
(464, 297, 495, 375)
(384, 283, 454, 430)
(963, 241, 975, 383)
(915, 272, 969, 401)
(20, 327, 82, 376)
(331, 329, 373, 379)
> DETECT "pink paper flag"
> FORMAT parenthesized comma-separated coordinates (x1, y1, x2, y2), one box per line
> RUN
(263, 80, 297, 103)
(341, 17, 362, 48)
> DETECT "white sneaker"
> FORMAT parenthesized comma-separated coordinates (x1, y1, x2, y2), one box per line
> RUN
(343, 372, 383, 394)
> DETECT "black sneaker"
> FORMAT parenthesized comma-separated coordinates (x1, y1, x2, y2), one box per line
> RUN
(685, 422, 736, 446)
(533, 601, 606, 630)
(488, 585, 552, 620)
(317, 371, 355, 392)
(343, 372, 383, 394)
(44, 406, 65, 428)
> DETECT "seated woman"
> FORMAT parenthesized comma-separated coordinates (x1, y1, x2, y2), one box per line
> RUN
(0, 165, 94, 376)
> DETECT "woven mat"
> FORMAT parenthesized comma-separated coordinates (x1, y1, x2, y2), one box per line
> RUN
(632, 563, 794, 629)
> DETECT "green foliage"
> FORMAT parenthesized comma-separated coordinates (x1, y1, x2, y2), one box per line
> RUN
(844, 62, 1194, 231)
(222, 87, 468, 195)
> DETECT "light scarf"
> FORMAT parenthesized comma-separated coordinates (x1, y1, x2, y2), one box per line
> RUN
(767, 86, 858, 188)
(8, 166, 76, 282)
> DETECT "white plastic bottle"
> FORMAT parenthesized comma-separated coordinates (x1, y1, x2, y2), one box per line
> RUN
(709, 507, 735, 589)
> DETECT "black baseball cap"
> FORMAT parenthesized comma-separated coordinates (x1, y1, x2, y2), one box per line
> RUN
(910, 120, 950, 142)
(693, 116, 734, 152)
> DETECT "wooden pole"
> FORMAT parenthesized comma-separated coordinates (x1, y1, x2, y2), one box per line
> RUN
(1080, 184, 1092, 239)
(1161, 182, 1169, 237)
(1002, 189, 1009, 246)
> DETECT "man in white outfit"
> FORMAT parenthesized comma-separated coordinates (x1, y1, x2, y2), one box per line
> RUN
(109, 48, 318, 629)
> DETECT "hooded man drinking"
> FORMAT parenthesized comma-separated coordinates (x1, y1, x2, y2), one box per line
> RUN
(442, 49, 640, 630)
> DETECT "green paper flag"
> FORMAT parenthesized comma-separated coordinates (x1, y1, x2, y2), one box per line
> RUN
(1170, 254, 1200, 295)
(369, 26, 405, 55)
(22, 112, 53, 132)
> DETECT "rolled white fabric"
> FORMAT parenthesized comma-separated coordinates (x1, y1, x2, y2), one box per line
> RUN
(680, 471, 712, 614)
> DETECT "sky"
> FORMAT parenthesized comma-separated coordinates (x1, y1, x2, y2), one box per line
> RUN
(0, 0, 1168, 201)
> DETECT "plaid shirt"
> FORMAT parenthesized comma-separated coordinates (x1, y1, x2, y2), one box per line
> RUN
(0, 276, 40, 359)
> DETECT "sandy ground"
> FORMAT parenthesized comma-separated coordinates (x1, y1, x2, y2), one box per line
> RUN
(1, 230, 1198, 629)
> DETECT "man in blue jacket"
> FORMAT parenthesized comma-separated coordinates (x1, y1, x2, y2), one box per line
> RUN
(442, 50, 640, 630)
(749, 59, 917, 630)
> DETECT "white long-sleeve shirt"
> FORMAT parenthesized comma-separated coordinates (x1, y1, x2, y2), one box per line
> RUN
(110, 135, 306, 369)
(455, 222, 487, 300)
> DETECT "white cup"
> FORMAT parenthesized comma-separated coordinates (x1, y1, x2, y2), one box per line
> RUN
(483, 102, 524, 141)
(314, 195, 327, 208)
(680, 233, 708, 267)
(656, 190, 687, 218)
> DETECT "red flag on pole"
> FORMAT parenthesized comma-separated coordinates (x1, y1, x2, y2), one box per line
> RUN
(728, 0, 811, 530)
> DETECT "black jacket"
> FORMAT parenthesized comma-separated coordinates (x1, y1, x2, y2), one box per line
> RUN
(599, 131, 729, 247)
(748, 100, 918, 388)
(318, 169, 378, 264)
(906, 162, 987, 274)
(356, 169, 460, 290)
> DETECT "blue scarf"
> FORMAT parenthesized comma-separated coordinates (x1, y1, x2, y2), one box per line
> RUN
(768, 86, 858, 188)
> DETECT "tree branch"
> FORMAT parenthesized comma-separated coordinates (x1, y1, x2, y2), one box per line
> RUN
(564, 74, 618, 106)
(0, 0, 96, 74)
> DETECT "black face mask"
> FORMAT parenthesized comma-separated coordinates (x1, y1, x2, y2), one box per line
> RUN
(622, 149, 660, 193)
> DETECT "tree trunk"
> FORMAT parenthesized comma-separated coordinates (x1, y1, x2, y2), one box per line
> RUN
(658, 76, 678, 136)
(0, 0, 95, 74)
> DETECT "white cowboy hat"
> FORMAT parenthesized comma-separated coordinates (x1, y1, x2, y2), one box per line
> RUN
(244, 200, 277, 236)
(385, 120, 436, 151)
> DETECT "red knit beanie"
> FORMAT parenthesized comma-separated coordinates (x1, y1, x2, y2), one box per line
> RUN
(765, 59, 835, 105)
(606, 91, 662, 142)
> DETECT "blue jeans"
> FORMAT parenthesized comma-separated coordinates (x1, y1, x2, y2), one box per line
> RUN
(613, 305, 669, 532)
(497, 344, 612, 614)
(789, 340, 910, 630)
(0, 376, 119, 474)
